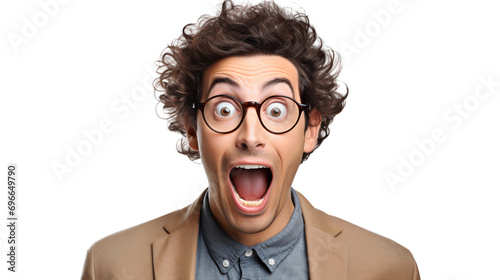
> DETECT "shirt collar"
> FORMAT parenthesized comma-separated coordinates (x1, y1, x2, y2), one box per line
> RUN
(200, 188, 304, 274)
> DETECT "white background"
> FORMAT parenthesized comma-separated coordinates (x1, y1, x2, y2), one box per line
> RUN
(1, 0, 499, 279)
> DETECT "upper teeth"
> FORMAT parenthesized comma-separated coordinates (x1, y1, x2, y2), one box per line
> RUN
(236, 164, 268, 169)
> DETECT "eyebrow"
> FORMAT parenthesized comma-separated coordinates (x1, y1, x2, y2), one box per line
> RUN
(263, 78, 294, 95)
(207, 77, 239, 95)
(207, 77, 294, 96)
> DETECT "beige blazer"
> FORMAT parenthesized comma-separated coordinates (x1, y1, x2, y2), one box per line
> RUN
(82, 190, 420, 279)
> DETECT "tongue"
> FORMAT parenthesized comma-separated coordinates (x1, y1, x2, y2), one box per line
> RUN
(230, 168, 270, 201)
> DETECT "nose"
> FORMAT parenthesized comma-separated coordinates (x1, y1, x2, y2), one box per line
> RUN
(235, 107, 267, 151)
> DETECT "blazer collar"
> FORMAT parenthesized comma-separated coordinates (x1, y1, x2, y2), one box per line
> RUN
(151, 189, 347, 280)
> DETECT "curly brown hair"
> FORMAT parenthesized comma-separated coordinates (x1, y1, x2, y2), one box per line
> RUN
(155, 0, 347, 162)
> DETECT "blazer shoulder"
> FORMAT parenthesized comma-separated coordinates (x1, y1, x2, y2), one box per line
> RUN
(326, 213, 418, 278)
(334, 214, 414, 257)
(94, 213, 168, 246)
(299, 193, 418, 279)
(83, 207, 187, 280)
(81, 189, 207, 280)
(300, 193, 414, 261)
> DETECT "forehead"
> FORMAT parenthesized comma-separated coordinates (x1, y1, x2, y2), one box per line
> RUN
(202, 55, 299, 99)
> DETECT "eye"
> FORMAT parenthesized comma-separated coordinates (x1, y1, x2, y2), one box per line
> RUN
(265, 102, 287, 118)
(215, 102, 237, 117)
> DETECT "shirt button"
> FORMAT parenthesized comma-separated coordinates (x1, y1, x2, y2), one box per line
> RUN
(245, 250, 253, 257)
(222, 259, 230, 267)
(268, 258, 275, 266)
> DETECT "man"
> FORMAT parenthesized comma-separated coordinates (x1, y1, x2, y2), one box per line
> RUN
(82, 1, 420, 279)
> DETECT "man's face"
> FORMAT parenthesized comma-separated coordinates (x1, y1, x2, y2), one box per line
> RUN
(188, 55, 319, 242)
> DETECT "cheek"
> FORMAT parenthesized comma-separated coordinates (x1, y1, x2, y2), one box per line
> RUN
(277, 140, 303, 162)
(198, 128, 219, 165)
(273, 130, 305, 181)
(278, 125, 306, 161)
(197, 125, 233, 174)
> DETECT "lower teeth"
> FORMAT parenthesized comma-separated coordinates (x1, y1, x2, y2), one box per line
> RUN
(239, 197, 264, 207)
(232, 184, 265, 207)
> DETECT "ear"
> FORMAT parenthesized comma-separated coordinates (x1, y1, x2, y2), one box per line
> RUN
(185, 116, 199, 151)
(303, 109, 321, 154)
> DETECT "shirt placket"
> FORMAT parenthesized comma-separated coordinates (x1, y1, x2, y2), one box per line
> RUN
(240, 249, 263, 280)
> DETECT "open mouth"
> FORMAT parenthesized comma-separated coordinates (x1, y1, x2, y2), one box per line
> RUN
(229, 164, 273, 207)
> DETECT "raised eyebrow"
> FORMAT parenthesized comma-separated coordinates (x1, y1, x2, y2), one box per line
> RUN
(207, 77, 239, 95)
(262, 78, 294, 95)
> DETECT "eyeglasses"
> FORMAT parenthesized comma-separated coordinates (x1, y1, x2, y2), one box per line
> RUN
(193, 95, 310, 134)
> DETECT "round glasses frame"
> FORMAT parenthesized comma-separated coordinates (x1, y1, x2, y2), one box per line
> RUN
(193, 95, 311, 134)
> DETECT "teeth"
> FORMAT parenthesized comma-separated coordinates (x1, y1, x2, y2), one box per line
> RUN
(231, 182, 265, 207)
(236, 164, 269, 170)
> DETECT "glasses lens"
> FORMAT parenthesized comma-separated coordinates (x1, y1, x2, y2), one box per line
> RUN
(203, 96, 243, 133)
(260, 96, 300, 133)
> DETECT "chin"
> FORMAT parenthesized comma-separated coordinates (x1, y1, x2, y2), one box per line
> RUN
(226, 210, 277, 234)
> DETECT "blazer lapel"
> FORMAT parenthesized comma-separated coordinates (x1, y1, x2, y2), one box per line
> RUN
(152, 190, 206, 280)
(297, 191, 348, 280)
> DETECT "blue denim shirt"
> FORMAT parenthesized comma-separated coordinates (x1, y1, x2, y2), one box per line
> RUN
(195, 188, 309, 279)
